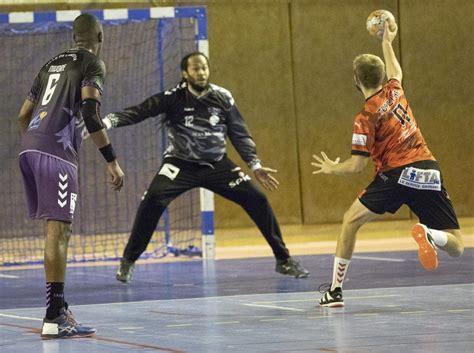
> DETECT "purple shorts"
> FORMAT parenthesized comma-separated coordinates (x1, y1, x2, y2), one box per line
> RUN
(19, 151, 78, 223)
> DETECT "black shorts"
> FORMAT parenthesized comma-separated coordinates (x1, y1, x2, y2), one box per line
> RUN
(358, 160, 459, 230)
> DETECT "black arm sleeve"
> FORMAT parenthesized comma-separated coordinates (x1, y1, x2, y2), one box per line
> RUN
(113, 93, 167, 127)
(226, 105, 259, 165)
(81, 98, 104, 133)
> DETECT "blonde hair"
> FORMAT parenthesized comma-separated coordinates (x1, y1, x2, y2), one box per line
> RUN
(353, 54, 385, 89)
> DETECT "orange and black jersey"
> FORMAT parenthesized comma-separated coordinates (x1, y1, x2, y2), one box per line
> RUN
(351, 79, 435, 172)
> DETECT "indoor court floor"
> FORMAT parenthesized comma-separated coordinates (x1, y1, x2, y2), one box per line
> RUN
(1, 220, 473, 353)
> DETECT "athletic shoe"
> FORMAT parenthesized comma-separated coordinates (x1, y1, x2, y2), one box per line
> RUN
(116, 258, 135, 283)
(318, 283, 344, 308)
(411, 223, 438, 271)
(41, 307, 96, 339)
(275, 257, 309, 278)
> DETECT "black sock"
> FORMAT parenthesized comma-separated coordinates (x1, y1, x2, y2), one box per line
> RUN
(45, 282, 65, 320)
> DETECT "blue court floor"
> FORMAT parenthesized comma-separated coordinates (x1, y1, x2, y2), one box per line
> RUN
(1, 249, 473, 352)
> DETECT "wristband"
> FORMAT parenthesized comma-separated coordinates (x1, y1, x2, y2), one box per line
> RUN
(104, 113, 119, 129)
(102, 117, 112, 130)
(99, 143, 116, 163)
(250, 162, 262, 172)
(248, 158, 262, 172)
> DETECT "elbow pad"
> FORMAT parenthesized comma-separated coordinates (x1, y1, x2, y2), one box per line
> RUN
(81, 98, 104, 133)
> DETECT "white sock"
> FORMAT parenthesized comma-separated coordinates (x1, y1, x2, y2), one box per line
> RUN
(427, 228, 449, 247)
(331, 257, 350, 290)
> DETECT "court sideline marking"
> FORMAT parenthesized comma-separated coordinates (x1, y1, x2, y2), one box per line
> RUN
(0, 313, 42, 321)
(241, 294, 400, 311)
(1, 283, 471, 311)
(0, 273, 20, 278)
(352, 255, 405, 262)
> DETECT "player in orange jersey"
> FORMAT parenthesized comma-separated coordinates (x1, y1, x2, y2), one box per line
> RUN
(311, 20, 463, 307)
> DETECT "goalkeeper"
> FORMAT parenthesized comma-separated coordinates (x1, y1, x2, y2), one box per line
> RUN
(104, 52, 309, 282)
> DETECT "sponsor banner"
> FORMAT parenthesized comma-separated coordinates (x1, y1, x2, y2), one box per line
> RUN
(352, 133, 367, 146)
(398, 167, 441, 191)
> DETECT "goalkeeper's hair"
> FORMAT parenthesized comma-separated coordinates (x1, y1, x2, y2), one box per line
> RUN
(353, 54, 385, 89)
(180, 52, 209, 71)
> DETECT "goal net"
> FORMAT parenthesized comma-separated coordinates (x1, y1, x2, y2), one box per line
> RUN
(0, 8, 208, 265)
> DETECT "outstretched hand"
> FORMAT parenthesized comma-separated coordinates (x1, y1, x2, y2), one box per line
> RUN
(254, 167, 279, 191)
(311, 152, 340, 175)
(383, 18, 398, 43)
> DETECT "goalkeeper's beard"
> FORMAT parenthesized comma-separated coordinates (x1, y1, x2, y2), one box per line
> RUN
(188, 80, 210, 93)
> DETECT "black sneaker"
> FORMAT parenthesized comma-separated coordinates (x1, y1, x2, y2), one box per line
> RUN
(318, 283, 344, 307)
(275, 257, 309, 278)
(41, 307, 96, 339)
(116, 258, 135, 283)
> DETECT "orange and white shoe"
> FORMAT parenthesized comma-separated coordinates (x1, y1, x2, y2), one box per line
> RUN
(411, 223, 438, 271)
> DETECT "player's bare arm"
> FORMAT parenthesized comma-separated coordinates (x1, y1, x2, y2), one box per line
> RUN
(18, 99, 35, 134)
(81, 85, 124, 191)
(311, 152, 368, 175)
(382, 21, 403, 83)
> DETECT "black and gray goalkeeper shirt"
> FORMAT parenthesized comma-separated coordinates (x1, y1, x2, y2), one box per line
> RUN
(110, 82, 260, 167)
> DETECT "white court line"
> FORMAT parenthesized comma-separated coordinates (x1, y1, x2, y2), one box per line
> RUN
(0, 313, 42, 321)
(400, 311, 426, 314)
(250, 298, 317, 304)
(307, 316, 327, 319)
(251, 294, 399, 304)
(1, 283, 471, 311)
(347, 295, 400, 300)
(242, 295, 400, 312)
(215, 321, 240, 325)
(352, 255, 405, 262)
(242, 303, 304, 312)
(0, 274, 20, 278)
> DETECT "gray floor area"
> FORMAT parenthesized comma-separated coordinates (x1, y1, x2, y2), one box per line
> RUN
(1, 250, 473, 352)
(1, 284, 473, 352)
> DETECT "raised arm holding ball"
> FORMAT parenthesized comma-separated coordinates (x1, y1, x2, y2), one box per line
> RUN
(312, 14, 463, 307)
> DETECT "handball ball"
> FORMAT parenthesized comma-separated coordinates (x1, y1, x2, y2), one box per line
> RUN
(366, 10, 396, 38)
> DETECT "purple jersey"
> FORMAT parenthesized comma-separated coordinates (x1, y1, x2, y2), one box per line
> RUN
(20, 48, 105, 165)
